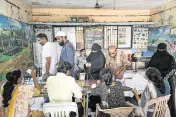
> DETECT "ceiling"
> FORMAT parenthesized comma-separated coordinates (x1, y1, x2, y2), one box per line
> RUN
(22, 0, 171, 9)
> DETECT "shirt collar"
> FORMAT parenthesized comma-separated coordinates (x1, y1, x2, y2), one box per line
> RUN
(56, 72, 66, 76)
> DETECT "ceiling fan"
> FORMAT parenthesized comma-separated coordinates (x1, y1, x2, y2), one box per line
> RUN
(94, 0, 103, 9)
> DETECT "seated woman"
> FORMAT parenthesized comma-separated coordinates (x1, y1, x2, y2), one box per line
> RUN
(92, 68, 127, 109)
(1, 69, 42, 117)
(132, 67, 171, 117)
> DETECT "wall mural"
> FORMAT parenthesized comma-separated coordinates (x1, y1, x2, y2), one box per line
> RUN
(0, 14, 34, 80)
(149, 26, 176, 57)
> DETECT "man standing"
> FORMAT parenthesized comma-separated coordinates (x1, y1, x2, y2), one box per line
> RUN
(55, 31, 75, 77)
(77, 49, 87, 72)
(37, 33, 57, 80)
(106, 45, 130, 79)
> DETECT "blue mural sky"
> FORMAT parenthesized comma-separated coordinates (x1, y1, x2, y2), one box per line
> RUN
(0, 14, 28, 31)
(0, 15, 10, 29)
(9, 18, 22, 30)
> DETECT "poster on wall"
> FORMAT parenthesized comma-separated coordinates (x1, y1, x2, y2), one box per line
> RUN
(133, 28, 148, 49)
(85, 26, 104, 49)
(118, 26, 132, 48)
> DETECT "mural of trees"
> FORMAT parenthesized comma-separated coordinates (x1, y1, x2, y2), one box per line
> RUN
(0, 14, 34, 63)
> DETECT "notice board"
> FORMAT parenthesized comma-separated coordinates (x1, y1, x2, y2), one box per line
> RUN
(85, 26, 104, 49)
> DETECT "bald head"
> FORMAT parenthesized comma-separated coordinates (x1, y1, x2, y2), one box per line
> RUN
(108, 45, 117, 58)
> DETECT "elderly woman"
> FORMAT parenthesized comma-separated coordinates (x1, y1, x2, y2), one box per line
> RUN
(1, 69, 42, 117)
(132, 67, 171, 117)
(86, 43, 106, 80)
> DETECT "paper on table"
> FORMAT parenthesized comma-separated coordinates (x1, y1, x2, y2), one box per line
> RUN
(124, 71, 136, 79)
(131, 72, 149, 93)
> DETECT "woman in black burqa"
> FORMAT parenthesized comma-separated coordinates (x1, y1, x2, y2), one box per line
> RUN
(86, 43, 106, 80)
(147, 43, 176, 77)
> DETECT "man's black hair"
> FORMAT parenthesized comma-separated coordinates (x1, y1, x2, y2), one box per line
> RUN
(57, 61, 72, 74)
(80, 49, 85, 52)
(37, 33, 48, 40)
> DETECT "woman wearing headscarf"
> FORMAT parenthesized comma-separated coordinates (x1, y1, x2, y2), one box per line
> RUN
(147, 43, 176, 77)
(86, 43, 106, 80)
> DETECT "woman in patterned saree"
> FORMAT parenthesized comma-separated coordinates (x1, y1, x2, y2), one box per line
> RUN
(1, 69, 43, 117)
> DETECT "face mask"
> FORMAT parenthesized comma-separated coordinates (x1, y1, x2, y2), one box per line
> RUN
(59, 41, 64, 46)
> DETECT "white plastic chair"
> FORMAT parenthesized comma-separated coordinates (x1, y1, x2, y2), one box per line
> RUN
(148, 94, 171, 117)
(43, 102, 78, 117)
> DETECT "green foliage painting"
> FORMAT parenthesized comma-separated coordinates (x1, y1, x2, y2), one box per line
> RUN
(0, 14, 34, 63)
(0, 14, 34, 81)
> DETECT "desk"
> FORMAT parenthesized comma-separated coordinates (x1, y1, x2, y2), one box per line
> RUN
(76, 80, 132, 91)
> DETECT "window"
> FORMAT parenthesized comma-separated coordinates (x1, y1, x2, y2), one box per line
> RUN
(104, 26, 118, 49)
(76, 27, 84, 50)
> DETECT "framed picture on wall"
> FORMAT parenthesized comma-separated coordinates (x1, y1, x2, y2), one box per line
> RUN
(117, 26, 132, 48)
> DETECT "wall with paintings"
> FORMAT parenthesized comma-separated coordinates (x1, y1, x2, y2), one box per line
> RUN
(0, 14, 34, 79)
(149, 1, 176, 57)
(148, 26, 176, 57)
(150, 1, 176, 27)
(0, 0, 31, 23)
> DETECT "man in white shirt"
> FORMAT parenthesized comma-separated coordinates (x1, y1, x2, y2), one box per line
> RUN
(37, 33, 57, 80)
(46, 61, 83, 117)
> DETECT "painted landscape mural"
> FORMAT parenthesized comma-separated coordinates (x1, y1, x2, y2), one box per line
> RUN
(0, 14, 34, 80)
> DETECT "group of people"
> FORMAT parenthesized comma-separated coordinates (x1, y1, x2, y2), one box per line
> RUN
(0, 29, 176, 117)
(37, 31, 130, 81)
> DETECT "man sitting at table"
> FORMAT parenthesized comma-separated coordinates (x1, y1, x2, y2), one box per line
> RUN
(46, 61, 83, 117)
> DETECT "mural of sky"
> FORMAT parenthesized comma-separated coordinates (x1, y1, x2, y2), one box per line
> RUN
(149, 26, 176, 52)
(0, 15, 10, 30)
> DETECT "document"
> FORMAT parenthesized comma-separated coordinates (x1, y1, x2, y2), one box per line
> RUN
(131, 71, 149, 93)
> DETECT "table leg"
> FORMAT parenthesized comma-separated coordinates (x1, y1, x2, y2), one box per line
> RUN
(83, 95, 86, 117)
(86, 92, 89, 117)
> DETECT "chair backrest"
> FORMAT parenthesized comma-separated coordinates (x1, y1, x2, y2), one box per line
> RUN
(43, 102, 78, 117)
(96, 104, 133, 117)
(148, 94, 171, 117)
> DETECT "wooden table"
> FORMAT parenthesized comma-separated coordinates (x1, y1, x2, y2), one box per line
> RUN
(76, 80, 132, 91)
